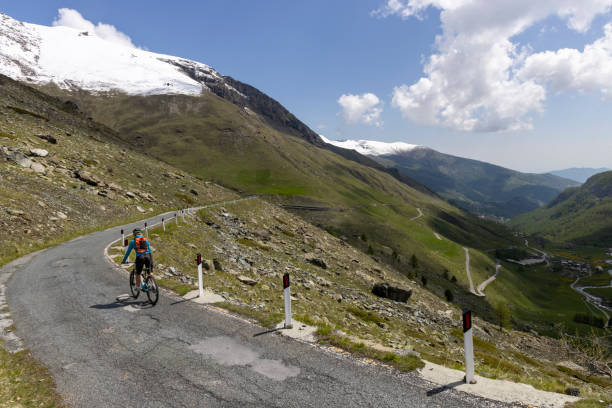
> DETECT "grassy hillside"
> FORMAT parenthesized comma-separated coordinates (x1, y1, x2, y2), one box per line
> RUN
(374, 148, 578, 218)
(510, 171, 612, 247)
(50, 90, 530, 317)
(51, 86, 612, 336)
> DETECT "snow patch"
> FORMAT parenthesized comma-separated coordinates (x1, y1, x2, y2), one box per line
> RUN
(320, 135, 422, 156)
(0, 13, 225, 96)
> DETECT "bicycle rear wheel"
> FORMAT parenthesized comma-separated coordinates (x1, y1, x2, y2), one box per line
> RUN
(146, 276, 159, 305)
(129, 270, 140, 299)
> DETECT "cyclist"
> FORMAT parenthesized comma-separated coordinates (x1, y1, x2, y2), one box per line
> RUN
(121, 228, 152, 292)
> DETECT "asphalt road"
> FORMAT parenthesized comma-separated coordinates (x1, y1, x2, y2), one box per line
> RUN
(4, 210, 511, 408)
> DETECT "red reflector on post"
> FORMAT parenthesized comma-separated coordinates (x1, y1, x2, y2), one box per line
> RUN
(121, 229, 124, 234)
(196, 253, 202, 265)
(283, 273, 290, 289)
(463, 309, 472, 332)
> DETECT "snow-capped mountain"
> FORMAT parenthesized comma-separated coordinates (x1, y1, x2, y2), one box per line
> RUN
(0, 13, 245, 97)
(320, 135, 422, 156)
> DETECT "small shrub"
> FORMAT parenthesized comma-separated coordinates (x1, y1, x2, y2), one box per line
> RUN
(237, 238, 270, 251)
(346, 306, 385, 325)
(410, 254, 418, 268)
(444, 289, 454, 302)
(175, 193, 196, 204)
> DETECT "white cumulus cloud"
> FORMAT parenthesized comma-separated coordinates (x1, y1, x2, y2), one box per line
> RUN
(338, 93, 383, 126)
(52, 8, 137, 49)
(376, 0, 612, 132)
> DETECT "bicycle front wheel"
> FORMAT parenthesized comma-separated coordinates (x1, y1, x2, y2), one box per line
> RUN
(146, 276, 159, 305)
(129, 270, 139, 299)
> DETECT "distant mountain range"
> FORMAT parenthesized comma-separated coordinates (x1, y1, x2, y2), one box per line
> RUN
(510, 171, 612, 246)
(323, 138, 579, 218)
(548, 167, 611, 183)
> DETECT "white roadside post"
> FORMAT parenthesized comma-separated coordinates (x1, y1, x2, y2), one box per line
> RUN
(463, 309, 476, 384)
(121, 229, 125, 253)
(283, 273, 293, 329)
(196, 253, 204, 297)
(145, 222, 148, 238)
(175, 213, 178, 225)
(162, 218, 165, 231)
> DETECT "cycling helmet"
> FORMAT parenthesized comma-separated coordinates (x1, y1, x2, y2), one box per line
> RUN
(133, 228, 142, 236)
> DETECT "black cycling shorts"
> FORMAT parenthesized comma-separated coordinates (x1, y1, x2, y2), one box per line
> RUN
(135, 253, 152, 275)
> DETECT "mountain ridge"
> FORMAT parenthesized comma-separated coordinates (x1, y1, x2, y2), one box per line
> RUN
(323, 137, 579, 218)
(548, 167, 611, 183)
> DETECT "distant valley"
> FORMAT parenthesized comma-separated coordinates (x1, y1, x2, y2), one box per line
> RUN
(323, 138, 579, 219)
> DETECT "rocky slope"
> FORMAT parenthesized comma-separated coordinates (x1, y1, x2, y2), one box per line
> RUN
(0, 74, 236, 265)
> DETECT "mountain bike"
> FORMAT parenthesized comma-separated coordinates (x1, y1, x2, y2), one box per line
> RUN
(128, 261, 159, 305)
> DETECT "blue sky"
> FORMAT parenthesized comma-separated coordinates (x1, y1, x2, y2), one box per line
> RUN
(4, 1, 612, 173)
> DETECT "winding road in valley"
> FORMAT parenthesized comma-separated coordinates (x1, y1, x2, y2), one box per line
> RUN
(524, 240, 550, 266)
(571, 276, 612, 322)
(525, 240, 610, 321)
(409, 207, 423, 221)
(464, 247, 484, 297)
(1, 205, 512, 407)
(476, 262, 501, 296)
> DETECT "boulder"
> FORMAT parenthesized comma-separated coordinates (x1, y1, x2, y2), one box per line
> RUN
(565, 388, 580, 397)
(202, 259, 213, 271)
(37, 134, 57, 144)
(6, 209, 25, 216)
(76, 170, 100, 186)
(125, 191, 136, 199)
(136, 206, 146, 213)
(305, 253, 327, 269)
(4, 148, 33, 168)
(237, 275, 258, 286)
(107, 182, 123, 192)
(213, 258, 223, 271)
(30, 162, 45, 173)
(372, 283, 412, 303)
(29, 148, 48, 157)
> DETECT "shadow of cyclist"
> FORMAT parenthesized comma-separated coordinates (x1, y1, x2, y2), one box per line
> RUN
(90, 294, 153, 310)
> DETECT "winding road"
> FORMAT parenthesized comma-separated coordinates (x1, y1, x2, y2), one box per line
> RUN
(409, 207, 423, 221)
(464, 247, 483, 297)
(571, 276, 612, 322)
(476, 262, 500, 297)
(524, 240, 610, 322)
(1, 207, 511, 407)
